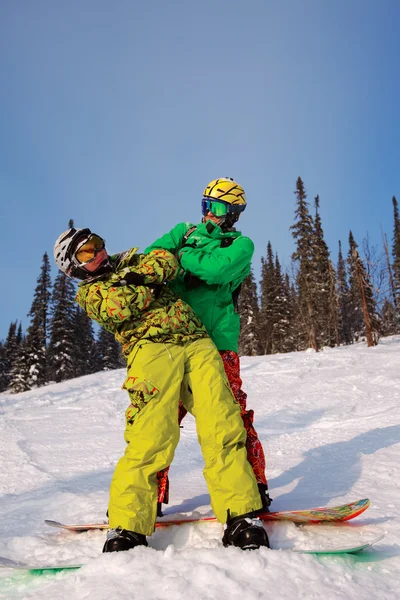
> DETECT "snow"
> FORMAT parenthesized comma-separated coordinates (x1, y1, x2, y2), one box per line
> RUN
(0, 337, 399, 599)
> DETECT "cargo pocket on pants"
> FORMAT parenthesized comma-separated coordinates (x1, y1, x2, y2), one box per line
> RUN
(123, 376, 160, 425)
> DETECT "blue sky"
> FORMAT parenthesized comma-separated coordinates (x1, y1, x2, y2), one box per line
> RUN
(1, 0, 399, 340)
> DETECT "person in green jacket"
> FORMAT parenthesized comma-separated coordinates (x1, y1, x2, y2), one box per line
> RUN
(53, 227, 269, 553)
(145, 177, 270, 514)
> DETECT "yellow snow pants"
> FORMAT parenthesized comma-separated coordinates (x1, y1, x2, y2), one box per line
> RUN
(108, 338, 262, 535)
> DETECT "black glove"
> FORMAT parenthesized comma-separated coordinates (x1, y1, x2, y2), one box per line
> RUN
(183, 271, 203, 289)
(116, 272, 146, 287)
(115, 271, 163, 299)
(257, 483, 272, 511)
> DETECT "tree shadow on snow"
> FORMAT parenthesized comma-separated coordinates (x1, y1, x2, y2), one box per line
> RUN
(270, 425, 400, 509)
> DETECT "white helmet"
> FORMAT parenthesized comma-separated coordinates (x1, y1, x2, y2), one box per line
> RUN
(54, 228, 111, 280)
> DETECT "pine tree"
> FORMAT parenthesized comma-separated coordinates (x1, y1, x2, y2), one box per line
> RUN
(25, 253, 52, 388)
(312, 196, 338, 347)
(47, 271, 77, 382)
(380, 299, 397, 336)
(287, 276, 306, 351)
(392, 196, 400, 326)
(259, 242, 276, 354)
(238, 266, 261, 356)
(381, 227, 397, 328)
(0, 322, 19, 391)
(348, 232, 380, 346)
(8, 337, 30, 394)
(0, 341, 6, 392)
(73, 306, 100, 377)
(290, 177, 319, 351)
(347, 232, 367, 341)
(271, 255, 294, 353)
(284, 275, 299, 352)
(327, 262, 339, 347)
(5, 321, 19, 362)
(337, 241, 352, 344)
(97, 328, 125, 370)
(16, 323, 23, 346)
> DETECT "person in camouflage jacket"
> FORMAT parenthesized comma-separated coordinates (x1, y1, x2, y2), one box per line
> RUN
(145, 178, 270, 514)
(53, 227, 269, 553)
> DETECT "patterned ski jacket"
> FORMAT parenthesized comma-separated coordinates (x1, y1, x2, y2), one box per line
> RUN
(145, 221, 254, 352)
(75, 248, 208, 357)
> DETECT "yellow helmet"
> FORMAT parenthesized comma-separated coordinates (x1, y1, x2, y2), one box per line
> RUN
(203, 177, 246, 206)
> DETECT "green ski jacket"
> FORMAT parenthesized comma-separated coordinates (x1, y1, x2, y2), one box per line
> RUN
(145, 221, 254, 352)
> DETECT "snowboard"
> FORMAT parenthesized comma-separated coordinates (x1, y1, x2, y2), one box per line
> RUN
(0, 533, 384, 574)
(0, 558, 82, 574)
(44, 498, 370, 532)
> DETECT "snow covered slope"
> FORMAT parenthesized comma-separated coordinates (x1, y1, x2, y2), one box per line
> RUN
(0, 338, 399, 599)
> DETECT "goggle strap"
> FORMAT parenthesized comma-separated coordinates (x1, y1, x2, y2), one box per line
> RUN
(202, 197, 245, 217)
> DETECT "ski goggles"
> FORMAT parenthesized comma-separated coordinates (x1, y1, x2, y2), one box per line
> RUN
(201, 197, 246, 218)
(75, 234, 105, 265)
(80, 247, 109, 273)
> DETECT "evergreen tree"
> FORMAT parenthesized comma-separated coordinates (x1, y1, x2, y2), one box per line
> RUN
(380, 299, 398, 336)
(259, 245, 295, 355)
(47, 270, 77, 382)
(73, 306, 100, 377)
(0, 322, 19, 391)
(287, 275, 307, 351)
(259, 242, 276, 354)
(327, 262, 339, 347)
(337, 241, 352, 344)
(97, 328, 125, 370)
(5, 321, 19, 363)
(290, 177, 319, 351)
(8, 337, 30, 394)
(312, 196, 338, 347)
(0, 341, 6, 392)
(348, 231, 380, 346)
(238, 266, 261, 356)
(16, 323, 23, 346)
(347, 232, 366, 341)
(392, 196, 400, 326)
(271, 255, 294, 353)
(283, 274, 298, 352)
(25, 253, 52, 388)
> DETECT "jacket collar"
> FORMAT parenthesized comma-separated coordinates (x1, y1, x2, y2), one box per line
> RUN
(195, 220, 240, 240)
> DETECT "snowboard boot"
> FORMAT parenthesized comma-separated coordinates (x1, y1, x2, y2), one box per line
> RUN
(157, 502, 163, 518)
(222, 512, 270, 550)
(102, 528, 148, 553)
(257, 483, 273, 513)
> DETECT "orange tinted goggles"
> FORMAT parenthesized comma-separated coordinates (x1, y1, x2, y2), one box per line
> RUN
(75, 234, 105, 264)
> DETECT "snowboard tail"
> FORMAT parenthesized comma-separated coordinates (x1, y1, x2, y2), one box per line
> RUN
(44, 498, 370, 532)
(292, 534, 384, 555)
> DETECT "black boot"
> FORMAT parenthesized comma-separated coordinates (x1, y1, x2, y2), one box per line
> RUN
(102, 529, 148, 553)
(157, 502, 163, 518)
(222, 513, 269, 550)
(257, 483, 272, 512)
